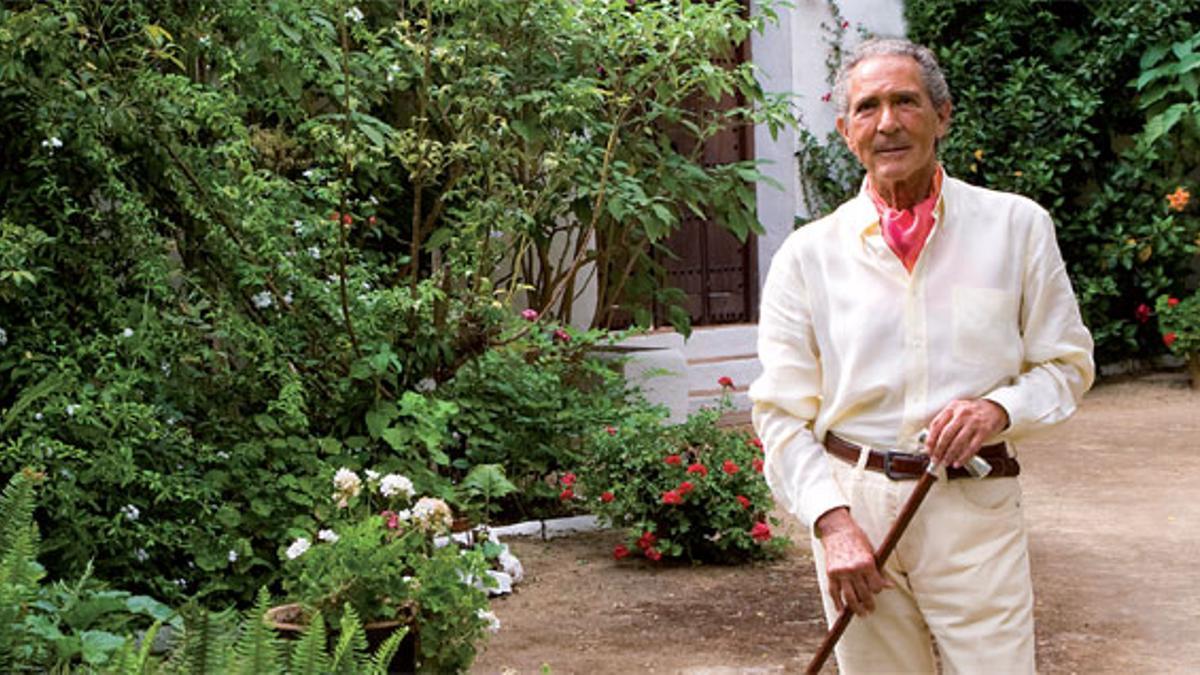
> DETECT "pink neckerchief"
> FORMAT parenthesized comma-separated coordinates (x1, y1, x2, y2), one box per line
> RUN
(867, 166, 944, 272)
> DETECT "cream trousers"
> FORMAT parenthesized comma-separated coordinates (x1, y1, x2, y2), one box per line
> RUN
(811, 451, 1036, 674)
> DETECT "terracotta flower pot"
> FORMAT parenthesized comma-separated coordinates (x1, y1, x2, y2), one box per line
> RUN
(266, 603, 418, 674)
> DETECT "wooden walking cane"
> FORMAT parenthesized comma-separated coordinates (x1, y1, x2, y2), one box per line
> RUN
(804, 454, 992, 674)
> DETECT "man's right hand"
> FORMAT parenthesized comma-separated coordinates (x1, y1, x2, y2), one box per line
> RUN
(816, 507, 891, 616)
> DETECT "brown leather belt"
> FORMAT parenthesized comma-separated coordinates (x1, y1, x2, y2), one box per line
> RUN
(824, 432, 1020, 480)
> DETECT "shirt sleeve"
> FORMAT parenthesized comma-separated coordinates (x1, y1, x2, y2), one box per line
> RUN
(983, 210, 1095, 438)
(749, 238, 847, 532)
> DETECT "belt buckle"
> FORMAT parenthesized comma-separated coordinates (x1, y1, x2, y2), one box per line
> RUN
(881, 450, 924, 481)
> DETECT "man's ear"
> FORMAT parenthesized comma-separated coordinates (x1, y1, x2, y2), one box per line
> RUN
(935, 100, 952, 139)
(835, 116, 851, 147)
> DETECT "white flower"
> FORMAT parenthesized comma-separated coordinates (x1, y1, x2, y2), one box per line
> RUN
(415, 377, 437, 393)
(317, 529, 340, 543)
(216, 450, 230, 460)
(364, 469, 380, 482)
(308, 246, 321, 260)
(66, 404, 78, 417)
(369, 195, 379, 205)
(120, 504, 140, 521)
(161, 361, 171, 375)
(282, 291, 294, 305)
(345, 6, 364, 22)
(396, 508, 412, 522)
(227, 549, 238, 563)
(379, 474, 415, 500)
(412, 497, 453, 532)
(41, 136, 63, 151)
(34, 412, 43, 421)
(251, 291, 273, 309)
(0, 327, 7, 346)
(174, 578, 187, 588)
(198, 35, 211, 47)
(122, 327, 134, 338)
(292, 219, 305, 235)
(477, 609, 501, 634)
(285, 537, 311, 560)
(135, 548, 149, 562)
(302, 169, 314, 179)
(333, 467, 362, 499)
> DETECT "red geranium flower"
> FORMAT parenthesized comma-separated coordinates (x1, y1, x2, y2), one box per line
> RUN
(330, 211, 340, 221)
(677, 481, 694, 495)
(520, 308, 539, 321)
(686, 463, 708, 477)
(752, 458, 764, 474)
(664, 454, 683, 466)
(637, 531, 657, 550)
(748, 437, 763, 451)
(561, 472, 576, 487)
(341, 213, 352, 226)
(600, 491, 615, 503)
(841, 20, 850, 29)
(1168, 297, 1180, 307)
(750, 522, 772, 542)
(553, 328, 571, 342)
(662, 489, 683, 505)
(644, 547, 662, 561)
(1135, 303, 1151, 323)
(718, 376, 734, 388)
(736, 495, 751, 510)
(1164, 332, 1178, 347)
(821, 92, 832, 103)
(613, 544, 631, 560)
(722, 459, 740, 475)
(605, 425, 617, 436)
(559, 487, 574, 501)
(368, 215, 377, 226)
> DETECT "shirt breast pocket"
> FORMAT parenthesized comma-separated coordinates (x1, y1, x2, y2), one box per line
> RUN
(951, 286, 1020, 366)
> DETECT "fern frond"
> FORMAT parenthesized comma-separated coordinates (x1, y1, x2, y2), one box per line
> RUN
(165, 602, 237, 675)
(0, 469, 41, 554)
(330, 604, 368, 674)
(288, 611, 328, 675)
(231, 588, 282, 675)
(366, 626, 408, 675)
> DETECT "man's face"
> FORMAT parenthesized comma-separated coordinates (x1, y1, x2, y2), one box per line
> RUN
(836, 54, 951, 194)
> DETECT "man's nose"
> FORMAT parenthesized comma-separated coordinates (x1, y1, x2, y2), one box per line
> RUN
(878, 104, 900, 133)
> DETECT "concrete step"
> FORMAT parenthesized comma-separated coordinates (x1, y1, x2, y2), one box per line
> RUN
(686, 355, 762, 394)
(681, 323, 758, 361)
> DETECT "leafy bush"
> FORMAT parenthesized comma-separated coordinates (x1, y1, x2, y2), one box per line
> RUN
(1157, 292, 1200, 358)
(903, 1, 1200, 360)
(574, 397, 789, 564)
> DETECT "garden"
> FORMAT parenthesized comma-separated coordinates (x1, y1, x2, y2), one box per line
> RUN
(1, 0, 1198, 673)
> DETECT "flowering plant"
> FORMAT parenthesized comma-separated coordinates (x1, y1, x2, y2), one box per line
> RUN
(574, 393, 789, 564)
(1156, 293, 1200, 385)
(280, 466, 493, 672)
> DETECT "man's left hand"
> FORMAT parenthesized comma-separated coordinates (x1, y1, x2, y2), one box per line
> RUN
(925, 399, 1009, 468)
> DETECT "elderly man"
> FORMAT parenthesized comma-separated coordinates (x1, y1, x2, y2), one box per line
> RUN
(750, 38, 1094, 673)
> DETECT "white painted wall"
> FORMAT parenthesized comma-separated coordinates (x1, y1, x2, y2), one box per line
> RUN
(752, 0, 907, 291)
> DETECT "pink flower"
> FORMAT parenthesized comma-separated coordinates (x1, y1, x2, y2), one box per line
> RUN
(561, 472, 577, 487)
(1164, 332, 1178, 347)
(662, 489, 683, 505)
(553, 328, 571, 342)
(664, 454, 683, 466)
(686, 463, 708, 477)
(559, 487, 575, 501)
(521, 308, 539, 321)
(600, 491, 615, 503)
(1135, 303, 1151, 323)
(613, 544, 631, 560)
(677, 481, 694, 495)
(722, 459, 740, 475)
(752, 458, 764, 474)
(368, 215, 377, 226)
(644, 547, 662, 561)
(717, 376, 734, 388)
(821, 92, 832, 103)
(841, 20, 850, 29)
(736, 495, 751, 510)
(750, 522, 771, 543)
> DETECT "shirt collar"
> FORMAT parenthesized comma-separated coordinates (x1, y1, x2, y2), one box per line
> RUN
(845, 168, 951, 237)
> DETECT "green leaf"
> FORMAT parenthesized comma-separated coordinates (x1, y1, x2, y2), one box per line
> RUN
(126, 595, 175, 622)
(80, 630, 128, 665)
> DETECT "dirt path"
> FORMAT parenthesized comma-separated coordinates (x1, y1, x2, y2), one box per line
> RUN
(471, 377, 1200, 674)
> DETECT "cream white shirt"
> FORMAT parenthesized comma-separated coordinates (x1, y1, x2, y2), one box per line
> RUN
(749, 175, 1094, 530)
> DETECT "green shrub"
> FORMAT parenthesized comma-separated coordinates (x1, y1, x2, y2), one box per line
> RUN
(574, 398, 789, 564)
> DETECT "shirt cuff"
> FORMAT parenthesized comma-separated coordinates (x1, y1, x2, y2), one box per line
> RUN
(800, 477, 850, 537)
(982, 387, 1023, 438)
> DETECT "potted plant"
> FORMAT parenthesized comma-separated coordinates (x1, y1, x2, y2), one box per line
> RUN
(1156, 293, 1200, 388)
(271, 467, 497, 673)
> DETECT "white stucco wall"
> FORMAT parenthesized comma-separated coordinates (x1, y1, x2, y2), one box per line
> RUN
(752, 0, 907, 291)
